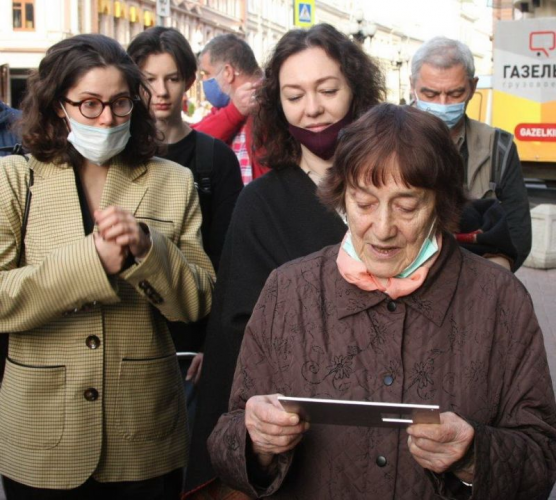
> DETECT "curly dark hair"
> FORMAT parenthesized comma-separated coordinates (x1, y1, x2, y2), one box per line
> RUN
(19, 33, 159, 167)
(253, 23, 385, 169)
(319, 103, 467, 233)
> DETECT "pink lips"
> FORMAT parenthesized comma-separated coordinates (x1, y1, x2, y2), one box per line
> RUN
(305, 123, 331, 133)
(368, 244, 401, 260)
(153, 103, 171, 110)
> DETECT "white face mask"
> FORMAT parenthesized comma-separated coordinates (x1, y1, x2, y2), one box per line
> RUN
(61, 104, 131, 165)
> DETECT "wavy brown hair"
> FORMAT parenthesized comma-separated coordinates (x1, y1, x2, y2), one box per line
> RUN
(253, 23, 385, 169)
(319, 103, 467, 233)
(19, 34, 159, 167)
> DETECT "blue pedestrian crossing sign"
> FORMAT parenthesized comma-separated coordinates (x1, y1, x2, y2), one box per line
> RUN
(294, 0, 315, 28)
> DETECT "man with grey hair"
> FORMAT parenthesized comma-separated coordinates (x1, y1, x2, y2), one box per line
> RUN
(193, 33, 268, 185)
(410, 36, 531, 271)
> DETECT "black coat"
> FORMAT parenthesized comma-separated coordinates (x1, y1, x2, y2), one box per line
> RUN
(185, 165, 347, 490)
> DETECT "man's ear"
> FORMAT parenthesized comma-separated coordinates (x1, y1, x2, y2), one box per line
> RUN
(222, 64, 236, 84)
(468, 76, 479, 100)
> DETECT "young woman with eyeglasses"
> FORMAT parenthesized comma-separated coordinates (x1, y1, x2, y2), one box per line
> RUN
(0, 34, 214, 499)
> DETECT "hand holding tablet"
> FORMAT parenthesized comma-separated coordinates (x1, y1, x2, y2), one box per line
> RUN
(278, 396, 440, 428)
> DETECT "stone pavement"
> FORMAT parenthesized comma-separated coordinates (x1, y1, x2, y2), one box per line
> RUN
(516, 265, 556, 500)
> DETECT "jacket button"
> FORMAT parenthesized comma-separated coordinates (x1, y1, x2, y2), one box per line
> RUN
(387, 300, 397, 312)
(139, 280, 149, 290)
(84, 388, 99, 401)
(383, 374, 394, 386)
(376, 455, 387, 467)
(86, 336, 100, 349)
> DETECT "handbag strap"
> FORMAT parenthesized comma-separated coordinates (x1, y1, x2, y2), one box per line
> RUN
(16, 148, 33, 268)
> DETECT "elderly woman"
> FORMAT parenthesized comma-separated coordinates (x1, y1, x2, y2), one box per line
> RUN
(208, 104, 556, 499)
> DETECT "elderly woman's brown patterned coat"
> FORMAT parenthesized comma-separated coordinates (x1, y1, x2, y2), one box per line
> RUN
(208, 236, 556, 500)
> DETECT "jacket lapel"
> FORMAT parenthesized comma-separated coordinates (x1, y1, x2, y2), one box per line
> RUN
(99, 159, 148, 215)
(29, 158, 84, 246)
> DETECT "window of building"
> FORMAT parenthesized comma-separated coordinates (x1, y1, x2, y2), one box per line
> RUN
(13, 0, 35, 30)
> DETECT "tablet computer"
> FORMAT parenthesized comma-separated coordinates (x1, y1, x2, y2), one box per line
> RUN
(277, 396, 440, 428)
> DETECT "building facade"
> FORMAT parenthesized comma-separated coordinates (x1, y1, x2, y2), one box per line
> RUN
(2, 0, 497, 109)
(0, 0, 97, 106)
(354, 0, 495, 103)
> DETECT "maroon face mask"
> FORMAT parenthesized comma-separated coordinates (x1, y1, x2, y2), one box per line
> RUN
(288, 112, 353, 160)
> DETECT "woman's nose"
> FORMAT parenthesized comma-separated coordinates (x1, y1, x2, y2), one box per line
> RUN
(373, 210, 396, 240)
(97, 105, 115, 126)
(152, 79, 168, 97)
(305, 93, 323, 117)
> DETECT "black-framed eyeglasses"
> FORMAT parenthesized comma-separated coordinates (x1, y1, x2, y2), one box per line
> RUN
(61, 96, 136, 119)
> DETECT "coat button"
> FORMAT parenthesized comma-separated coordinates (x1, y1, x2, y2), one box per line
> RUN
(376, 455, 387, 467)
(84, 388, 99, 401)
(139, 280, 149, 290)
(387, 300, 397, 312)
(86, 336, 100, 349)
(383, 374, 394, 386)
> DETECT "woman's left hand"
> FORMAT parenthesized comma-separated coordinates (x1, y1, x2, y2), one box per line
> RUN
(95, 206, 152, 259)
(407, 412, 474, 481)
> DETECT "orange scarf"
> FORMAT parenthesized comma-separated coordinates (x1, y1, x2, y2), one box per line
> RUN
(336, 232, 443, 299)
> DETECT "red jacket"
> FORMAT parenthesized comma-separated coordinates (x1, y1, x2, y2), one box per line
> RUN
(192, 103, 269, 181)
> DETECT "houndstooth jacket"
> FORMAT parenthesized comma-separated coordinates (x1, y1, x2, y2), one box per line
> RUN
(0, 154, 215, 489)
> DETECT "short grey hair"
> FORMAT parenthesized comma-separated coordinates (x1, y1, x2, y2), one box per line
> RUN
(411, 37, 475, 83)
(201, 34, 260, 77)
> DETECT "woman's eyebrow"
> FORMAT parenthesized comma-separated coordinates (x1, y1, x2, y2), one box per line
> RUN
(281, 75, 340, 90)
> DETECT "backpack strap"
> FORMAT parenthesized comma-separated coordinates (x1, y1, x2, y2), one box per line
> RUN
(194, 132, 215, 196)
(489, 128, 513, 198)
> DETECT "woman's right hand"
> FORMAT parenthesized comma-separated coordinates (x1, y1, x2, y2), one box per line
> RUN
(245, 394, 308, 469)
(93, 233, 128, 275)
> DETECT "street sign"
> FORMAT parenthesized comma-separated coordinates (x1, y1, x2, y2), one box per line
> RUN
(157, 0, 170, 18)
(294, 0, 315, 28)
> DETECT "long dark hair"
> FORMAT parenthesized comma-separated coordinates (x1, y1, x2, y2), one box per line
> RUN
(20, 33, 159, 167)
(253, 23, 385, 169)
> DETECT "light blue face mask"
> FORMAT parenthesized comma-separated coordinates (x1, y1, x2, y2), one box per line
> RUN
(61, 103, 131, 165)
(342, 232, 363, 262)
(395, 219, 438, 278)
(202, 76, 230, 108)
(414, 96, 465, 129)
(342, 218, 439, 279)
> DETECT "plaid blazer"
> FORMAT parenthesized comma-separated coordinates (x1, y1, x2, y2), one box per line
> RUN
(0, 154, 215, 489)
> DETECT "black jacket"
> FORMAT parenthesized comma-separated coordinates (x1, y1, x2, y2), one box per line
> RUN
(185, 165, 347, 490)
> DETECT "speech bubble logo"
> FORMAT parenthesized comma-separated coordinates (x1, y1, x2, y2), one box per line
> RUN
(530, 31, 556, 57)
